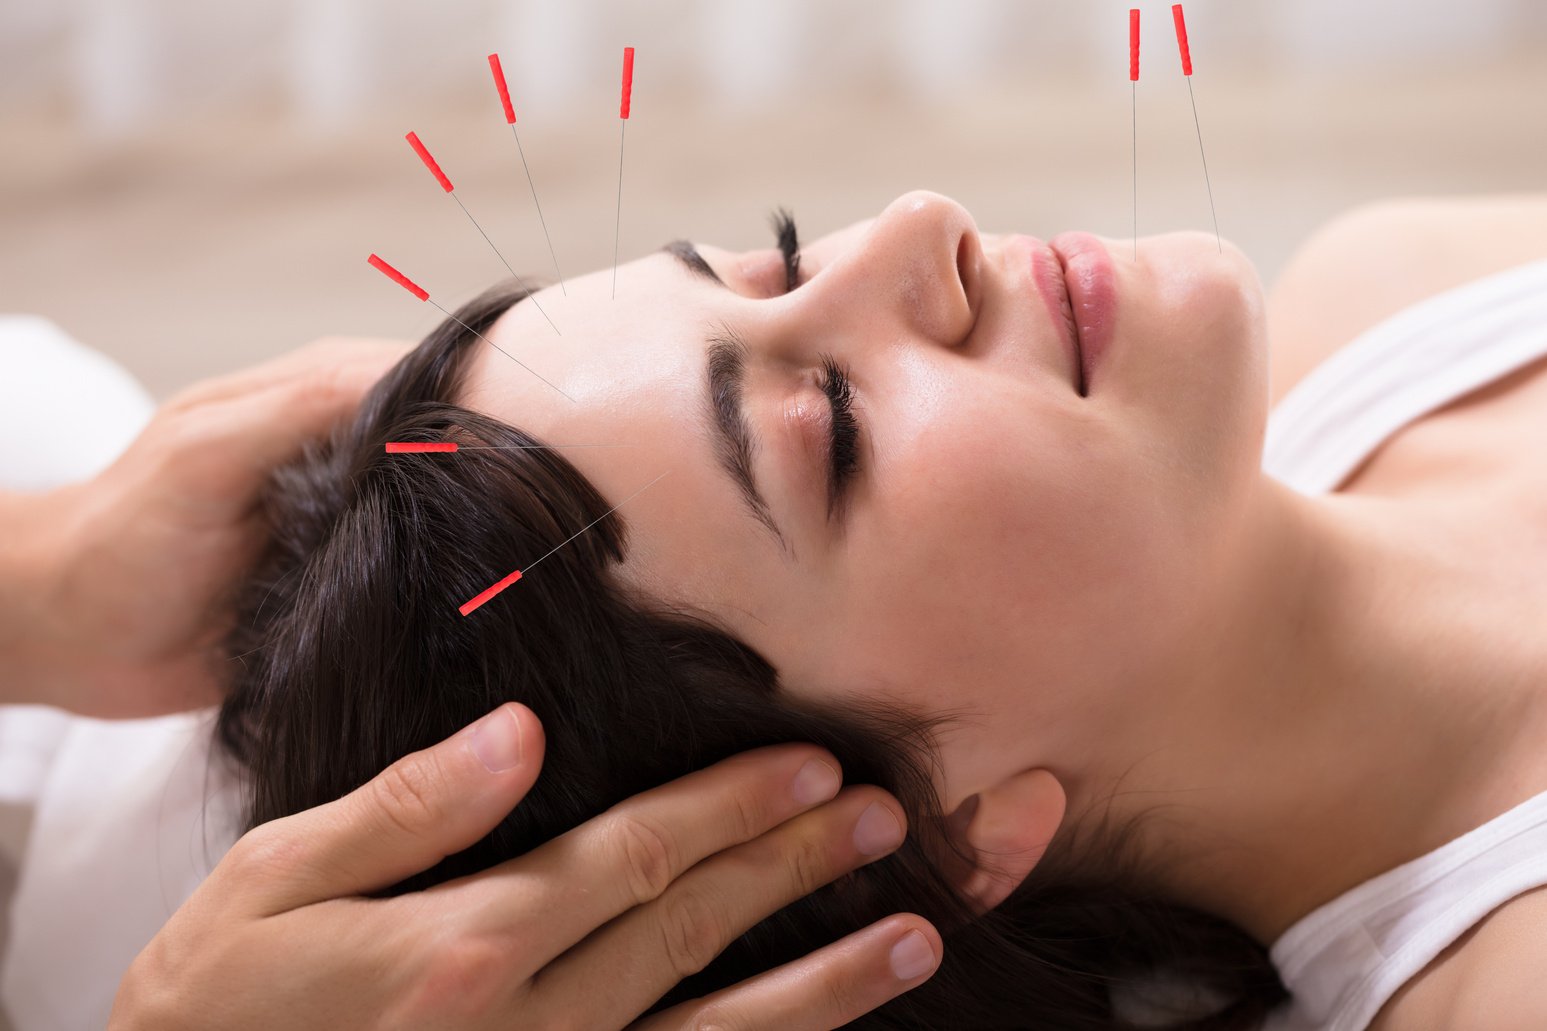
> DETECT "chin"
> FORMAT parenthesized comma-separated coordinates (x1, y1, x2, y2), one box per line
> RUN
(1108, 229, 1270, 499)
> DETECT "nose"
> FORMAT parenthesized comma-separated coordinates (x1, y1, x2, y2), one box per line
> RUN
(791, 190, 982, 352)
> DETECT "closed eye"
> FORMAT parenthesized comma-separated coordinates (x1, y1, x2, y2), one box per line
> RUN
(818, 354, 860, 522)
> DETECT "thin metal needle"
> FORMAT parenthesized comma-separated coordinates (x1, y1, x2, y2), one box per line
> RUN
(457, 470, 669, 616)
(1131, 81, 1138, 261)
(457, 444, 635, 450)
(524, 470, 668, 576)
(612, 119, 626, 300)
(387, 443, 632, 454)
(429, 300, 575, 403)
(509, 124, 566, 293)
(450, 193, 560, 335)
(1186, 77, 1222, 252)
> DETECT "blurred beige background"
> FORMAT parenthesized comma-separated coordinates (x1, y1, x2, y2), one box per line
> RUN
(2, 0, 1546, 399)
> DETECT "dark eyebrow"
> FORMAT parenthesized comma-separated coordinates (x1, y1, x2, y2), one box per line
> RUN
(704, 332, 789, 553)
(663, 240, 727, 287)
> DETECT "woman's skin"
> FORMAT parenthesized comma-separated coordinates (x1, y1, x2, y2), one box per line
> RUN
(463, 190, 1547, 953)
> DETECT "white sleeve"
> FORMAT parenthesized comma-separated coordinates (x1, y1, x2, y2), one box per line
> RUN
(0, 318, 242, 1030)
(0, 710, 241, 1031)
(0, 315, 156, 491)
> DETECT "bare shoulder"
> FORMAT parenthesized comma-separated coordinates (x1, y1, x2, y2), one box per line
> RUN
(1265, 194, 1547, 408)
(1370, 885, 1547, 1031)
(1447, 886, 1547, 1029)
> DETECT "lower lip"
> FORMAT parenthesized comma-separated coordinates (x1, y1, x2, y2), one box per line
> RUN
(1049, 232, 1117, 393)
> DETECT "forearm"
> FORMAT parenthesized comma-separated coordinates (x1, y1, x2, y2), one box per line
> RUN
(0, 488, 75, 705)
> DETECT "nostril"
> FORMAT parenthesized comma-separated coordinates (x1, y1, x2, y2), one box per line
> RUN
(955, 233, 973, 295)
(943, 230, 984, 350)
(954, 231, 982, 328)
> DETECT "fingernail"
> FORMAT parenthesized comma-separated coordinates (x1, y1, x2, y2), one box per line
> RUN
(790, 758, 841, 806)
(469, 706, 524, 773)
(853, 802, 904, 856)
(889, 930, 938, 981)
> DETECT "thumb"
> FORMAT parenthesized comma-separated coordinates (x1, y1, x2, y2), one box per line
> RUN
(238, 703, 545, 914)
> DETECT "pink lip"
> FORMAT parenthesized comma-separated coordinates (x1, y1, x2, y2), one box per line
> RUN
(1026, 238, 1083, 393)
(1049, 232, 1117, 394)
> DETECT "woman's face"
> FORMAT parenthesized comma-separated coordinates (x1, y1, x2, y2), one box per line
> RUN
(465, 190, 1269, 809)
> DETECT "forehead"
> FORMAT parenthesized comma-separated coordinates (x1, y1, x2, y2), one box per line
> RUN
(454, 252, 773, 604)
(472, 251, 710, 402)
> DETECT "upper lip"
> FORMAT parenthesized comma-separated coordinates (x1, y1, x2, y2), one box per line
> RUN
(1019, 236, 1083, 395)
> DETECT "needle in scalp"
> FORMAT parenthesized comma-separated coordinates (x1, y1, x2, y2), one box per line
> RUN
(458, 470, 669, 616)
(384, 442, 634, 453)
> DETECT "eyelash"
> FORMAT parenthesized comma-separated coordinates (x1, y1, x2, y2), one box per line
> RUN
(773, 209, 861, 517)
(819, 356, 861, 509)
(772, 207, 802, 292)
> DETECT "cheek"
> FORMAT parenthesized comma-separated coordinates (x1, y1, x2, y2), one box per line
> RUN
(801, 407, 1164, 705)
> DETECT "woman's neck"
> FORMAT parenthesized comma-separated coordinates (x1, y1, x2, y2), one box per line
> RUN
(1069, 474, 1547, 946)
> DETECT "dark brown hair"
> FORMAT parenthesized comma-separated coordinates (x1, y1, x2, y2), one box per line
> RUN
(218, 282, 1285, 1028)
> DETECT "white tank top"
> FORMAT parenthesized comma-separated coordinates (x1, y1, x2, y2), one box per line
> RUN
(1259, 257, 1547, 1031)
(1262, 258, 1547, 496)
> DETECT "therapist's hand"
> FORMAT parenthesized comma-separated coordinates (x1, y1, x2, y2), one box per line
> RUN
(0, 337, 409, 716)
(111, 703, 941, 1031)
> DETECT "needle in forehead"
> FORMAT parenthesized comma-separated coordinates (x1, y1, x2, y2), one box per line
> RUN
(487, 53, 568, 293)
(404, 130, 561, 335)
(612, 46, 635, 300)
(366, 253, 575, 403)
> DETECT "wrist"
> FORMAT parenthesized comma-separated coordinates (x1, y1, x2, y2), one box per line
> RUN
(0, 487, 84, 704)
